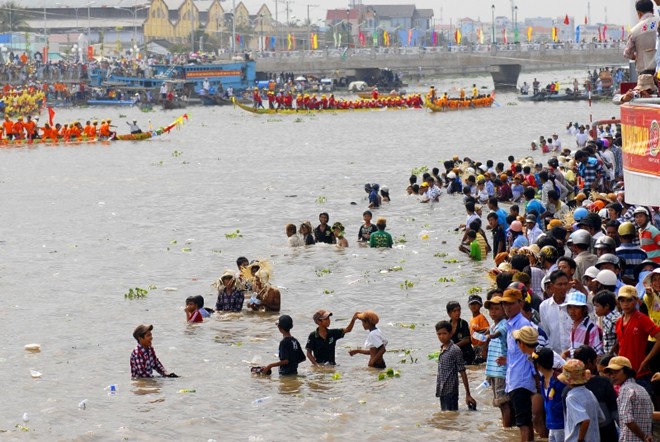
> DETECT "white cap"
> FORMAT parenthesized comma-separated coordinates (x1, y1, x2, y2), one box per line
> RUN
(584, 266, 600, 280)
(479, 164, 488, 172)
(466, 167, 475, 175)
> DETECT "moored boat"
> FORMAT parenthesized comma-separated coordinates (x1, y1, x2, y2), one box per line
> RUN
(87, 99, 136, 106)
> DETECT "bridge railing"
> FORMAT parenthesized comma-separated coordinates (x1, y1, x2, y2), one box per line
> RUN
(250, 41, 625, 60)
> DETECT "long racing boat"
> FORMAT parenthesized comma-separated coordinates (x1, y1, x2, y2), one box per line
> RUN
(424, 94, 495, 112)
(232, 97, 422, 115)
(0, 114, 188, 147)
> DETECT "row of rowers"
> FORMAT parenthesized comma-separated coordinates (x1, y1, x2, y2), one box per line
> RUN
(256, 90, 424, 109)
(1, 116, 116, 140)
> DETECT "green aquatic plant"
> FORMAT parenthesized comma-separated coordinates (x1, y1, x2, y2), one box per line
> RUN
(400, 280, 414, 290)
(410, 166, 428, 176)
(443, 258, 461, 264)
(389, 265, 403, 272)
(437, 276, 455, 283)
(395, 234, 407, 244)
(434, 252, 448, 258)
(315, 195, 327, 204)
(427, 352, 440, 361)
(377, 367, 401, 380)
(125, 287, 149, 299)
(397, 323, 416, 330)
(181, 247, 192, 252)
(148, 284, 157, 290)
(399, 348, 418, 364)
(323, 288, 334, 294)
(315, 268, 332, 277)
(172, 150, 183, 157)
(467, 286, 483, 295)
(225, 229, 242, 239)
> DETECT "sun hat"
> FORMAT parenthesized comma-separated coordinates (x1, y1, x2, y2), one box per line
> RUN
(558, 359, 591, 385)
(595, 269, 618, 287)
(512, 325, 539, 345)
(357, 310, 379, 325)
(484, 296, 503, 309)
(643, 267, 660, 288)
(634, 74, 658, 92)
(561, 290, 588, 308)
(617, 285, 638, 299)
(313, 309, 332, 322)
(468, 294, 483, 305)
(583, 266, 600, 280)
(603, 356, 633, 373)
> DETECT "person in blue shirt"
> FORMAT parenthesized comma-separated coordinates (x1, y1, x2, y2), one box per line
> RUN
(488, 197, 510, 230)
(535, 347, 566, 442)
(523, 187, 546, 228)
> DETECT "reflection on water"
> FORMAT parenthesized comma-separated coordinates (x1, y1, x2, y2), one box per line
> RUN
(0, 71, 615, 440)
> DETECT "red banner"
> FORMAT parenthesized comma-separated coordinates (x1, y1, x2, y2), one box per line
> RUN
(621, 104, 660, 177)
(42, 46, 48, 62)
(87, 45, 94, 60)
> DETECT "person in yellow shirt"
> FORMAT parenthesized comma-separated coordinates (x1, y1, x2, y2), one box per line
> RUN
(472, 84, 478, 98)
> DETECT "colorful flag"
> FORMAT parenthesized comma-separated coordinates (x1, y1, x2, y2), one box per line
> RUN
(432, 31, 437, 46)
(333, 30, 338, 47)
(603, 25, 608, 40)
(270, 36, 276, 50)
(384, 31, 389, 47)
(312, 33, 318, 49)
(575, 25, 581, 42)
(408, 29, 413, 46)
(621, 26, 625, 40)
(584, 16, 588, 25)
(287, 33, 292, 50)
(372, 31, 378, 46)
(527, 26, 532, 42)
(563, 14, 569, 25)
(597, 26, 602, 42)
(551, 26, 557, 42)
(503, 28, 507, 44)
(359, 32, 365, 47)
(455, 29, 461, 44)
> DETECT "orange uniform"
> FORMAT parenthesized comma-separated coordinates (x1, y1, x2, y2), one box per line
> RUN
(99, 122, 111, 137)
(24, 119, 36, 138)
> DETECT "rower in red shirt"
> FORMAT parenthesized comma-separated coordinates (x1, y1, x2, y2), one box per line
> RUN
(371, 87, 379, 100)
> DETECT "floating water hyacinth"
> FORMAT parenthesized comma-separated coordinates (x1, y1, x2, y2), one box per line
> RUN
(377, 368, 401, 380)
(443, 258, 461, 264)
(322, 289, 334, 294)
(172, 150, 183, 157)
(315, 196, 327, 204)
(224, 229, 242, 239)
(399, 349, 418, 364)
(397, 323, 416, 330)
(389, 266, 403, 272)
(467, 286, 483, 295)
(315, 268, 332, 277)
(434, 252, 448, 258)
(437, 277, 455, 283)
(400, 280, 414, 290)
(411, 166, 428, 176)
(125, 287, 149, 299)
(331, 373, 341, 380)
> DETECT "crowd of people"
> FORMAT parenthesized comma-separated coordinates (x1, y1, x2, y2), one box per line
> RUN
(0, 114, 128, 142)
(251, 87, 424, 110)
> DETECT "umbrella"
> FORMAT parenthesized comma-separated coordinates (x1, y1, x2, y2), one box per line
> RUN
(295, 76, 306, 81)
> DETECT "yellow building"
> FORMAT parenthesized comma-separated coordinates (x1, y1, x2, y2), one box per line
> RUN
(144, 0, 274, 51)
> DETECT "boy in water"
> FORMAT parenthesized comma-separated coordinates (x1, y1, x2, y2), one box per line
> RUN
(306, 310, 360, 366)
(184, 296, 203, 323)
(349, 310, 387, 368)
(369, 217, 393, 248)
(484, 296, 512, 427)
(447, 301, 475, 365)
(434, 320, 477, 411)
(358, 210, 377, 243)
(130, 324, 178, 378)
(260, 315, 305, 376)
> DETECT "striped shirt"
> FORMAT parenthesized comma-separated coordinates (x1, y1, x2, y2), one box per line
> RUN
(435, 341, 465, 397)
(601, 309, 621, 355)
(569, 317, 603, 356)
(616, 244, 648, 281)
(485, 319, 507, 378)
(639, 224, 660, 263)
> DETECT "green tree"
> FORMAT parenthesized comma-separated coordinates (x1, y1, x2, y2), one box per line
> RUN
(0, 1, 31, 33)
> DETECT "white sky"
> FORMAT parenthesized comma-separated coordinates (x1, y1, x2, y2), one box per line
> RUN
(239, 0, 639, 27)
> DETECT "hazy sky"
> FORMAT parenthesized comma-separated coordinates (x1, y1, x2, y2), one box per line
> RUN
(239, 0, 639, 27)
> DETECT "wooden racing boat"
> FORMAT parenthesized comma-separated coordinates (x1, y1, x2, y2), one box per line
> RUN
(0, 114, 189, 147)
(355, 91, 403, 99)
(231, 97, 420, 114)
(424, 94, 495, 112)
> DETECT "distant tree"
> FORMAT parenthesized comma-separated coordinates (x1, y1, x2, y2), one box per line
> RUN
(0, 1, 31, 33)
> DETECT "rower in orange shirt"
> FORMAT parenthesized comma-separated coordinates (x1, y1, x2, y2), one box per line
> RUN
(99, 120, 111, 138)
(83, 120, 95, 138)
(24, 115, 36, 140)
(3, 115, 13, 140)
(13, 116, 25, 140)
(69, 122, 82, 139)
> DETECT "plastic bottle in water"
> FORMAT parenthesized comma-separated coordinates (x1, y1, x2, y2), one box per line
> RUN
(252, 396, 271, 405)
(475, 379, 490, 396)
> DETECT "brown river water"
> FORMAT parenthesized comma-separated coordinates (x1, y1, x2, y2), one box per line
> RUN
(0, 69, 618, 441)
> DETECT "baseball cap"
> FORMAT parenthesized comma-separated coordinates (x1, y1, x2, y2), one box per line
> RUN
(603, 356, 633, 373)
(467, 294, 483, 305)
(617, 285, 638, 299)
(357, 310, 379, 325)
(133, 324, 153, 340)
(501, 288, 523, 303)
(484, 296, 503, 308)
(525, 214, 537, 224)
(276, 315, 294, 330)
(313, 309, 332, 322)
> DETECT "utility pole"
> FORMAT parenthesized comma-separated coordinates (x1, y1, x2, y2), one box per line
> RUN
(587, 2, 591, 27)
(231, 0, 236, 52)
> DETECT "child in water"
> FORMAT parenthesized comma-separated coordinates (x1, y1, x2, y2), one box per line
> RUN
(185, 296, 204, 323)
(349, 310, 387, 368)
(332, 222, 349, 247)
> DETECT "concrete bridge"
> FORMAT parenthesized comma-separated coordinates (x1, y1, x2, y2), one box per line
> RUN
(251, 42, 627, 83)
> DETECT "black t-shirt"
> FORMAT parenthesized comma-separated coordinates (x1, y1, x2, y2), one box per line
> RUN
(303, 233, 315, 245)
(451, 318, 475, 364)
(314, 225, 335, 244)
(279, 336, 304, 375)
(357, 224, 378, 242)
(491, 225, 506, 259)
(305, 328, 345, 365)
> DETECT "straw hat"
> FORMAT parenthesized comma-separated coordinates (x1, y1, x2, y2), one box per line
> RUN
(635, 74, 658, 92)
(558, 359, 591, 385)
(512, 325, 538, 345)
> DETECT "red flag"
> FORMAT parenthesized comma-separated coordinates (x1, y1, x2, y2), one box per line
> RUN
(563, 14, 569, 25)
(584, 16, 587, 25)
(597, 27, 602, 42)
(48, 106, 55, 126)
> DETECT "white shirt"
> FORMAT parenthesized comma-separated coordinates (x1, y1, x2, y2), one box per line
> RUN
(553, 137, 562, 150)
(364, 328, 388, 349)
(539, 296, 572, 354)
(575, 132, 588, 147)
(288, 235, 304, 247)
